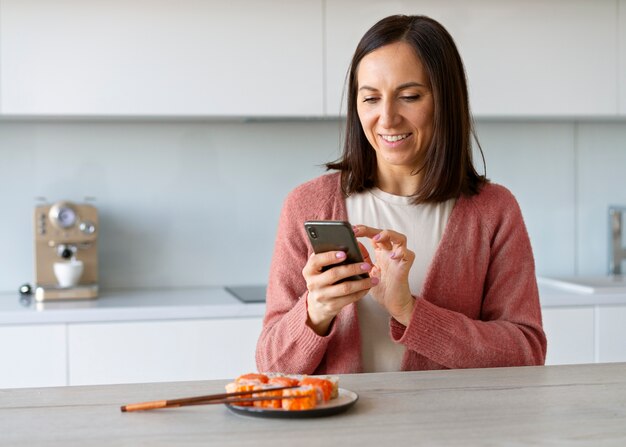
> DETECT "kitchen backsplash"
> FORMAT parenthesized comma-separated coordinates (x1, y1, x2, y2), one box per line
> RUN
(0, 119, 625, 292)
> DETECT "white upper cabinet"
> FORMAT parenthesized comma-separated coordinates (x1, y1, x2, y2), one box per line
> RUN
(1, 1, 621, 118)
(0, 0, 323, 117)
(325, 0, 618, 117)
(617, 0, 626, 116)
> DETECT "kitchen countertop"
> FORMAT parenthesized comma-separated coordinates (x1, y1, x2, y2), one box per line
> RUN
(538, 279, 626, 307)
(0, 287, 266, 326)
(1, 279, 625, 326)
(2, 363, 625, 446)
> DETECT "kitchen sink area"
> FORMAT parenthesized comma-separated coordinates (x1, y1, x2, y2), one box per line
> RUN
(538, 206, 626, 295)
(538, 275, 626, 294)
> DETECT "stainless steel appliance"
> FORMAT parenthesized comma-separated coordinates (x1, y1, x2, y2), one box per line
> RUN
(609, 206, 626, 275)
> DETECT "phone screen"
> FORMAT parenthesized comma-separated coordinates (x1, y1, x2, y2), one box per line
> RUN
(304, 220, 368, 281)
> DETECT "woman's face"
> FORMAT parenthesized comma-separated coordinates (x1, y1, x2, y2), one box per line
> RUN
(356, 41, 434, 174)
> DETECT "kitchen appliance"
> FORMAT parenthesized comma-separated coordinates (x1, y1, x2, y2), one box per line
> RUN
(34, 200, 99, 301)
(609, 206, 626, 275)
(225, 285, 266, 303)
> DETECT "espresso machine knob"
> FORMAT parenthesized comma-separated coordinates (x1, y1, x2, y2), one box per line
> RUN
(56, 244, 77, 260)
(79, 221, 96, 235)
(60, 248, 73, 259)
(49, 202, 77, 229)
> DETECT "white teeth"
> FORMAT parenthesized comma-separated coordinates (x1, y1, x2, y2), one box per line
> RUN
(381, 134, 409, 142)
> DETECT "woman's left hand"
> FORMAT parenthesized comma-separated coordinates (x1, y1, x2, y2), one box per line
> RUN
(353, 225, 416, 326)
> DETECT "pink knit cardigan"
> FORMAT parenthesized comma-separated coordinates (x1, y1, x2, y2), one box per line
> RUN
(256, 172, 547, 374)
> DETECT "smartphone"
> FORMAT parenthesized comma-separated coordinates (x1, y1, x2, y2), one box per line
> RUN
(304, 220, 368, 281)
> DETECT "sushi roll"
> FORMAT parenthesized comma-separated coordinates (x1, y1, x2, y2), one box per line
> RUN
(281, 386, 318, 411)
(318, 375, 340, 399)
(251, 384, 283, 409)
(224, 381, 258, 406)
(235, 373, 269, 384)
(268, 376, 300, 388)
(300, 377, 334, 402)
(226, 372, 341, 411)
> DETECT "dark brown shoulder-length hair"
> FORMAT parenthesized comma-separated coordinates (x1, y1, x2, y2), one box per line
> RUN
(326, 14, 487, 203)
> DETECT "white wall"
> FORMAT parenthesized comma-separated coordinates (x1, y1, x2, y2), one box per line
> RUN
(0, 120, 339, 290)
(1, 119, 625, 292)
(475, 121, 576, 277)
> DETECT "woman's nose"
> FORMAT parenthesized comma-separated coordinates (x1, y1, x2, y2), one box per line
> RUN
(379, 100, 400, 128)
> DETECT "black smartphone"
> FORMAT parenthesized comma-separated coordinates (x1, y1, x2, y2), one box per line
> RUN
(304, 220, 368, 281)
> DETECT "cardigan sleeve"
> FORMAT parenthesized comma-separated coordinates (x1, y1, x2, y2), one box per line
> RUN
(255, 185, 336, 374)
(390, 186, 547, 369)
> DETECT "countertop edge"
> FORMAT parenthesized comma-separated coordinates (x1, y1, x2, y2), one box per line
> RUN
(3, 280, 626, 326)
(0, 287, 266, 326)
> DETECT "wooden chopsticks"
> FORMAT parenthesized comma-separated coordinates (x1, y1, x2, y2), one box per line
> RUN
(120, 385, 299, 412)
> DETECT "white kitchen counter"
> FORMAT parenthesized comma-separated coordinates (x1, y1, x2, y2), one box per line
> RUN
(2, 281, 625, 388)
(0, 287, 266, 326)
(538, 279, 626, 308)
(2, 279, 625, 326)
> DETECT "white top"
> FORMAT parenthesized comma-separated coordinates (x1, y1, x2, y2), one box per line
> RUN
(346, 188, 455, 372)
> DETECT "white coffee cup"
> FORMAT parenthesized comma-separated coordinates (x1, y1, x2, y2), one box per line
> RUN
(53, 259, 84, 288)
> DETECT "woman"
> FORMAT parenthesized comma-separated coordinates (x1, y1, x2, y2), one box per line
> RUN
(256, 15, 546, 374)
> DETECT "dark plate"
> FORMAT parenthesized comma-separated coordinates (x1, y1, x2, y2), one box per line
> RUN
(225, 388, 358, 419)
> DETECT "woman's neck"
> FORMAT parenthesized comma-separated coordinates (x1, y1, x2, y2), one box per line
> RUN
(376, 167, 423, 197)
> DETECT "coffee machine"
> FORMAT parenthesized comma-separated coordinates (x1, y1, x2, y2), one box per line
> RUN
(34, 200, 99, 301)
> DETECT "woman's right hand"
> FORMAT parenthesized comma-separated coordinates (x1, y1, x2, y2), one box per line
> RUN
(302, 250, 378, 336)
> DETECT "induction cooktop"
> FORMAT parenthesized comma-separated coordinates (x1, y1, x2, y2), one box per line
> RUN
(225, 285, 267, 303)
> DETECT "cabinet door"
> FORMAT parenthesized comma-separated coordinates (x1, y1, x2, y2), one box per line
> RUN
(68, 318, 263, 385)
(617, 0, 626, 116)
(0, 0, 323, 116)
(541, 307, 595, 365)
(597, 305, 626, 363)
(325, 0, 617, 117)
(0, 324, 67, 388)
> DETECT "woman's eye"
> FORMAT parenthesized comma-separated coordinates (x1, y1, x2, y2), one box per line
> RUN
(362, 97, 379, 103)
(402, 95, 420, 102)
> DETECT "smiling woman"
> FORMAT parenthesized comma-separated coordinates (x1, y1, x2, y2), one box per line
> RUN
(355, 41, 435, 194)
(256, 15, 546, 375)
(331, 14, 483, 203)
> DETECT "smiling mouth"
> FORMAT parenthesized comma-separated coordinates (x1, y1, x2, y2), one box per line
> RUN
(380, 133, 411, 142)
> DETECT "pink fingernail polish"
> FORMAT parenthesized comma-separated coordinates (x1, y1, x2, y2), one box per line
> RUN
(336, 251, 346, 259)
(371, 277, 379, 285)
(373, 234, 381, 241)
(352, 225, 359, 234)
(389, 252, 396, 259)
(360, 263, 371, 271)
